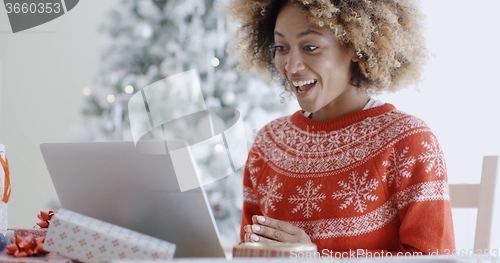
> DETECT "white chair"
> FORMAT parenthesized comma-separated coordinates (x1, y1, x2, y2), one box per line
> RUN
(449, 155, 498, 251)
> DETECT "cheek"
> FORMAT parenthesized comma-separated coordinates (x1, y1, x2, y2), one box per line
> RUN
(274, 56, 286, 76)
(318, 57, 350, 81)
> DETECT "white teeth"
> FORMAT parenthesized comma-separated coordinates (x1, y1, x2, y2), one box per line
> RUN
(292, 79, 317, 87)
(297, 88, 304, 94)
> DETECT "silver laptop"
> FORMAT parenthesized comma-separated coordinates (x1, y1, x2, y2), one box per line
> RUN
(40, 140, 226, 258)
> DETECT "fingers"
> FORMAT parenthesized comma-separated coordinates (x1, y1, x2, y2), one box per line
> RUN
(244, 221, 295, 243)
(244, 230, 279, 243)
(251, 223, 291, 242)
(247, 216, 312, 243)
(252, 215, 299, 235)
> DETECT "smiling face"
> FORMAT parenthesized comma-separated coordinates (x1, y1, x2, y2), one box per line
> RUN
(274, 3, 369, 121)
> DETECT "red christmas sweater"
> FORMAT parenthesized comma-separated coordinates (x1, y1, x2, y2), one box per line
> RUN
(241, 104, 455, 254)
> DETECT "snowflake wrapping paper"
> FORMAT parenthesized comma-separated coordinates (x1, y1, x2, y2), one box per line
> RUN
(43, 209, 176, 262)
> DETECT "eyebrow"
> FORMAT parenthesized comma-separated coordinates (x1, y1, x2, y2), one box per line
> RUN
(274, 29, 323, 38)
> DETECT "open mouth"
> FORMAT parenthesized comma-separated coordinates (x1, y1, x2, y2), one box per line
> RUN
(292, 79, 317, 94)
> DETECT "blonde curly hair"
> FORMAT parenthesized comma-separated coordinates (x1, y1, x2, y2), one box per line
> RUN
(224, 0, 428, 94)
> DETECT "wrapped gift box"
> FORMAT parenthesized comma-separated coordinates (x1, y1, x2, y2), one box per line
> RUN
(9, 228, 48, 239)
(0, 253, 72, 263)
(44, 208, 176, 262)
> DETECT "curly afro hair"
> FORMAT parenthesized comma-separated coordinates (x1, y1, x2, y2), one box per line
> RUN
(223, 0, 429, 95)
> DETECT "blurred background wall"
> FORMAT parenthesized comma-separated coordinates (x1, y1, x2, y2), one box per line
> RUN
(0, 0, 117, 227)
(0, 0, 499, 252)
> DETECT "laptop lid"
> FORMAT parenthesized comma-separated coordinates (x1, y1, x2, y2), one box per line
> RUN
(40, 140, 226, 258)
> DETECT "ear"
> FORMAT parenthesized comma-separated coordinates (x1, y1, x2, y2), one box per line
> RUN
(351, 52, 360, 63)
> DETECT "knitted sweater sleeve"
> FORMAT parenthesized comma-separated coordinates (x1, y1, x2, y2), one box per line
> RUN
(393, 129, 455, 254)
(239, 140, 265, 243)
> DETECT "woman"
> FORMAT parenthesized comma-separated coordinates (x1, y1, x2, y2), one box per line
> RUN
(225, 0, 455, 255)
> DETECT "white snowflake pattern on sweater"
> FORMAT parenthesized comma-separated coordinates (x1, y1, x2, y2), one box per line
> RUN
(382, 146, 417, 187)
(289, 180, 326, 218)
(257, 175, 283, 214)
(418, 136, 446, 177)
(332, 170, 379, 213)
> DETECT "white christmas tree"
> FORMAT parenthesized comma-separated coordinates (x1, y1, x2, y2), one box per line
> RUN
(81, 0, 293, 247)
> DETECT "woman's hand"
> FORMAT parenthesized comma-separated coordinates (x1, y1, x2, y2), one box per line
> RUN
(243, 215, 312, 244)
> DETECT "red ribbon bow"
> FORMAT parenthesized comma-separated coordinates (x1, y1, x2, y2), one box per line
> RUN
(0, 151, 11, 203)
(5, 234, 48, 257)
(36, 209, 56, 228)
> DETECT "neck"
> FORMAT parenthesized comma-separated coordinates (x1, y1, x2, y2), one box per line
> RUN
(310, 90, 371, 121)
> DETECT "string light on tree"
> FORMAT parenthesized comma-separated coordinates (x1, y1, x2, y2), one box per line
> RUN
(107, 94, 115, 103)
(211, 57, 220, 67)
(214, 144, 224, 152)
(82, 87, 91, 96)
(124, 85, 134, 94)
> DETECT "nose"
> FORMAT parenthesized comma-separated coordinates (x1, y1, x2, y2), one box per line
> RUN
(284, 49, 305, 74)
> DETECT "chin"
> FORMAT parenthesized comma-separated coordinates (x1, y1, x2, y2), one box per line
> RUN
(296, 95, 322, 114)
(298, 103, 317, 114)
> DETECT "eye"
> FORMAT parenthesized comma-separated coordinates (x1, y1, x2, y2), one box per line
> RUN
(272, 43, 288, 53)
(303, 45, 319, 51)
